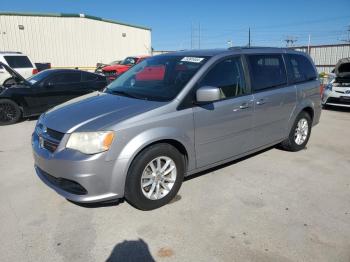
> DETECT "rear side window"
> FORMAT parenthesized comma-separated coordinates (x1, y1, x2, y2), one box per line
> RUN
(286, 54, 317, 83)
(199, 57, 247, 100)
(247, 54, 287, 91)
(49, 72, 81, 83)
(4, 56, 33, 68)
(82, 72, 98, 81)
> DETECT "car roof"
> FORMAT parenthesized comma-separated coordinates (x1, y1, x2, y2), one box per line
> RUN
(0, 51, 26, 56)
(43, 69, 97, 74)
(157, 47, 305, 57)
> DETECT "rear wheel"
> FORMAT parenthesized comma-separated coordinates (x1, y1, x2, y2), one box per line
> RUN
(125, 143, 185, 210)
(279, 111, 312, 152)
(0, 99, 21, 125)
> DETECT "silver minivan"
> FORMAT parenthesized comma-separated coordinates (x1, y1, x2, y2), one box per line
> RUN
(32, 48, 321, 210)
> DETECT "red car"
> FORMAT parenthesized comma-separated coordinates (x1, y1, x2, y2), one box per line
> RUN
(102, 56, 149, 81)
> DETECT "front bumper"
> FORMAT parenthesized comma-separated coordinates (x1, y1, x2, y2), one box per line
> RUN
(32, 131, 128, 203)
(322, 89, 350, 108)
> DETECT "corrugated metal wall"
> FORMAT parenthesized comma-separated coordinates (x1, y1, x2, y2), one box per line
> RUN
(0, 14, 151, 68)
(294, 44, 350, 73)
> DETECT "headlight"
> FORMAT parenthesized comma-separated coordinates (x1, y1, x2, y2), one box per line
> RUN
(66, 131, 115, 154)
(35, 114, 45, 134)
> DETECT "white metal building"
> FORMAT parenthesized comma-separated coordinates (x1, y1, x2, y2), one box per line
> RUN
(0, 12, 152, 69)
(293, 44, 350, 73)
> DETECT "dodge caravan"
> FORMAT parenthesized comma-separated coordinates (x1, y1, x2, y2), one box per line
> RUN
(32, 48, 321, 210)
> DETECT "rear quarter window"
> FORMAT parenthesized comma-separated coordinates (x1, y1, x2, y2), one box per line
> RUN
(247, 54, 287, 92)
(82, 72, 98, 81)
(4, 56, 33, 68)
(285, 54, 317, 84)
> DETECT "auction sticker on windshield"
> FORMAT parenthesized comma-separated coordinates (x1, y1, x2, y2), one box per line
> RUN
(181, 57, 205, 63)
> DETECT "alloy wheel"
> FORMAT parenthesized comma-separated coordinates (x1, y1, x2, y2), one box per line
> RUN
(141, 156, 177, 200)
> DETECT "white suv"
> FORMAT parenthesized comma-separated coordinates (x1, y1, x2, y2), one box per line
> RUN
(0, 52, 37, 86)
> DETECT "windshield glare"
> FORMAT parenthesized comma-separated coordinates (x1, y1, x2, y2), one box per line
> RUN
(105, 55, 209, 101)
(120, 57, 137, 65)
(26, 70, 52, 84)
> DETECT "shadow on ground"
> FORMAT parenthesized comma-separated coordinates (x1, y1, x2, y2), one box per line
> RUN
(323, 105, 350, 113)
(68, 198, 124, 208)
(106, 239, 155, 262)
(68, 146, 276, 209)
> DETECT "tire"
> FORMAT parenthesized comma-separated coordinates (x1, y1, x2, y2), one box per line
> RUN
(3, 78, 17, 87)
(279, 111, 312, 152)
(0, 99, 21, 125)
(125, 143, 185, 210)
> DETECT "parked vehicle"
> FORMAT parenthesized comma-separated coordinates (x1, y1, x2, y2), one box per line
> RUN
(102, 56, 149, 81)
(95, 60, 121, 74)
(32, 48, 321, 210)
(0, 52, 37, 86)
(35, 63, 51, 72)
(0, 63, 107, 125)
(322, 57, 350, 108)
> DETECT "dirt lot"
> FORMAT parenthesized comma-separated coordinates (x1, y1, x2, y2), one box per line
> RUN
(0, 108, 349, 262)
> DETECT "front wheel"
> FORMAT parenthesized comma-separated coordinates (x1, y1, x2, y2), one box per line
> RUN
(0, 99, 21, 125)
(125, 143, 185, 210)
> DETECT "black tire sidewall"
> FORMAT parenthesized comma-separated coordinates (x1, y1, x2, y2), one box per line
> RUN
(0, 99, 21, 125)
(125, 143, 185, 210)
(288, 112, 312, 151)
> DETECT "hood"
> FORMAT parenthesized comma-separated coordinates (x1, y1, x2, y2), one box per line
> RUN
(0, 62, 29, 85)
(102, 64, 130, 72)
(334, 58, 350, 78)
(43, 92, 165, 133)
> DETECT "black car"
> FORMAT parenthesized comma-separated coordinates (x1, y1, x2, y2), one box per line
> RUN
(0, 62, 107, 125)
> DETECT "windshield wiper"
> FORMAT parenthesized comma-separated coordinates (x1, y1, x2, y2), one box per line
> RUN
(108, 90, 147, 100)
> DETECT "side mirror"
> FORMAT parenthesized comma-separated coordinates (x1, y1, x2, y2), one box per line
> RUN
(196, 86, 220, 103)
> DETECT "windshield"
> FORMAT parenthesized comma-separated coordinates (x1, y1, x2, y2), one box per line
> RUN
(105, 55, 209, 101)
(120, 57, 138, 66)
(26, 70, 52, 84)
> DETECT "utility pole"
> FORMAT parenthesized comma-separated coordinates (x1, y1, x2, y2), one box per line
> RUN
(198, 22, 201, 49)
(307, 34, 311, 54)
(340, 25, 350, 43)
(190, 23, 193, 49)
(248, 27, 251, 47)
(284, 36, 297, 47)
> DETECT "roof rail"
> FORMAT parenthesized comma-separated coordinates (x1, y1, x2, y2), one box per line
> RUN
(228, 46, 279, 50)
(0, 51, 23, 54)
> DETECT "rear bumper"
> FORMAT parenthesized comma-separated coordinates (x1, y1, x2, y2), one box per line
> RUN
(32, 132, 129, 203)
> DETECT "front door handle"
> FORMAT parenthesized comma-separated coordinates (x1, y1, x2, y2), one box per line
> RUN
(256, 99, 266, 105)
(233, 102, 250, 112)
(239, 103, 250, 109)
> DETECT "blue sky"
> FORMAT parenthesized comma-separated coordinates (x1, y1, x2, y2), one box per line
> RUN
(1, 0, 350, 50)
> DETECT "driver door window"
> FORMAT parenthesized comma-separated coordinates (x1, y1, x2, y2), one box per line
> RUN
(199, 57, 247, 100)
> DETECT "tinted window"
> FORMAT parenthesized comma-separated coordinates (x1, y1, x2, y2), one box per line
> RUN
(247, 54, 287, 91)
(286, 54, 317, 83)
(199, 57, 247, 99)
(82, 72, 98, 81)
(49, 72, 81, 83)
(4, 56, 33, 68)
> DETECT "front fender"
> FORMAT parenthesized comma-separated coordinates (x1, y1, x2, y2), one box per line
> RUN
(108, 127, 195, 196)
(118, 126, 194, 165)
